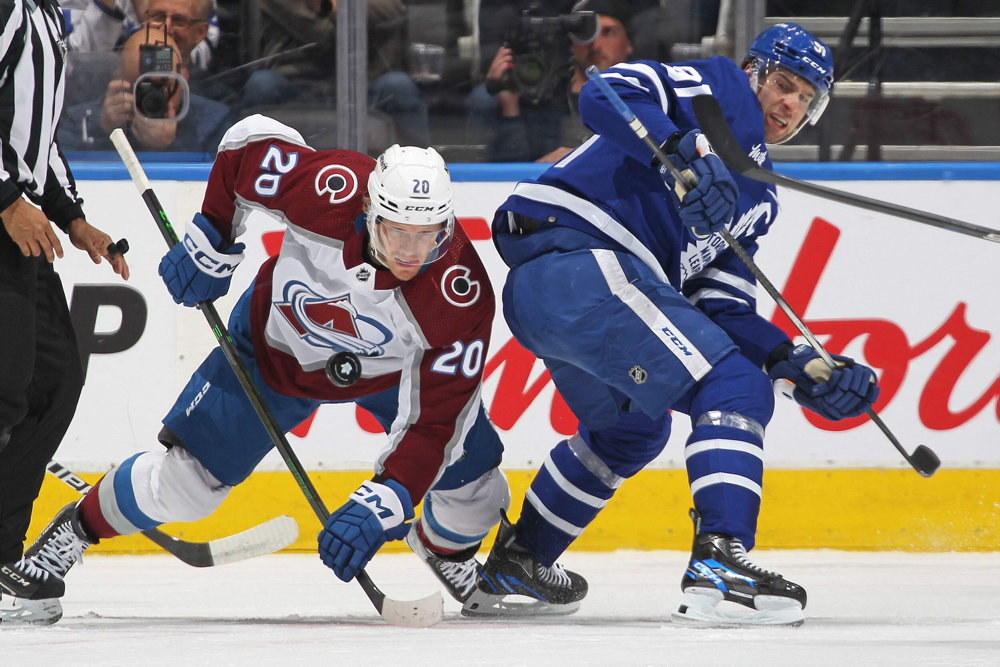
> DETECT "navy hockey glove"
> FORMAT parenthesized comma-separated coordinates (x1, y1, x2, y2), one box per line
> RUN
(318, 480, 414, 582)
(660, 130, 738, 238)
(767, 343, 881, 421)
(158, 213, 245, 307)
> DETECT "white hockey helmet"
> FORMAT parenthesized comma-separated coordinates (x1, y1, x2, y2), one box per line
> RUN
(367, 144, 455, 267)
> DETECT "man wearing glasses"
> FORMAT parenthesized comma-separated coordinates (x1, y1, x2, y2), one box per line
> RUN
(67, 0, 215, 72)
(143, 0, 212, 70)
(59, 28, 232, 152)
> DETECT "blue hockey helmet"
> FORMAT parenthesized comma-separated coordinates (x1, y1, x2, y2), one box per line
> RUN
(745, 22, 834, 140)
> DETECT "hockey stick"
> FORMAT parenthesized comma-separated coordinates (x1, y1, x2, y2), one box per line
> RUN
(45, 461, 298, 567)
(688, 94, 1000, 244)
(584, 67, 941, 477)
(109, 130, 443, 628)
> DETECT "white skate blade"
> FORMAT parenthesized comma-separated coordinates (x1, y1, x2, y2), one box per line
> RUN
(0, 596, 63, 626)
(461, 588, 581, 618)
(672, 587, 804, 627)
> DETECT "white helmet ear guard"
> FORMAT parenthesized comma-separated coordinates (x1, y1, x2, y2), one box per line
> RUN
(366, 144, 456, 267)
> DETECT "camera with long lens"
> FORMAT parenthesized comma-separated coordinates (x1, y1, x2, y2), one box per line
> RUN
(133, 40, 190, 121)
(487, 4, 598, 106)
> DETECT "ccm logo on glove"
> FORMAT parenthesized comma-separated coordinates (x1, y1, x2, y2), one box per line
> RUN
(318, 479, 414, 581)
(183, 218, 242, 276)
(159, 213, 245, 307)
(352, 481, 408, 527)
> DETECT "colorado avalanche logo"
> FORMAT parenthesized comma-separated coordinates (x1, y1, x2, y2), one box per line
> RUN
(314, 164, 359, 204)
(441, 265, 481, 308)
(275, 281, 392, 356)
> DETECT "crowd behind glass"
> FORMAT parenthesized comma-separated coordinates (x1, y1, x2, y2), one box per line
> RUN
(58, 0, 1000, 162)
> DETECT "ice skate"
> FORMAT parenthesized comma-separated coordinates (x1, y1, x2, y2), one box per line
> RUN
(405, 521, 481, 603)
(462, 512, 587, 617)
(0, 554, 66, 626)
(673, 509, 806, 627)
(0, 591, 63, 626)
(0, 501, 92, 626)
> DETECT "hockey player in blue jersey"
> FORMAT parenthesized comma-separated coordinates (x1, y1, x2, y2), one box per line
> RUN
(463, 23, 880, 625)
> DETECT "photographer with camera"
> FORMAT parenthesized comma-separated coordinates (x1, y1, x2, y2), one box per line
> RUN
(468, 0, 635, 163)
(59, 28, 232, 152)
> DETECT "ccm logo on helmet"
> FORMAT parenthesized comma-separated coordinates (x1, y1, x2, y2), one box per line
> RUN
(314, 164, 360, 204)
(406, 205, 437, 212)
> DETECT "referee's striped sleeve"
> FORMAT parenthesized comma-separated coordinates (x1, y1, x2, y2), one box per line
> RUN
(0, 0, 84, 228)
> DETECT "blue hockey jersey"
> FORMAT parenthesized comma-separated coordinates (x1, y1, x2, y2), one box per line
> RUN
(492, 56, 790, 367)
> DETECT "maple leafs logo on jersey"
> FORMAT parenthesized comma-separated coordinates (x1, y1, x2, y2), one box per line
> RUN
(275, 281, 392, 356)
(314, 164, 360, 204)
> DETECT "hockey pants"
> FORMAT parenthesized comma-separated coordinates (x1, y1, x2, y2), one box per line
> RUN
(502, 247, 774, 564)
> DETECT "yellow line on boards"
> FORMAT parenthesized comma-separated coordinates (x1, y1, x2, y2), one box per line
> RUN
(29, 468, 1000, 555)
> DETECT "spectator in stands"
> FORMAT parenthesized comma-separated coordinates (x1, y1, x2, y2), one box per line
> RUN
(237, 0, 430, 148)
(58, 29, 231, 153)
(64, 0, 218, 73)
(467, 0, 635, 163)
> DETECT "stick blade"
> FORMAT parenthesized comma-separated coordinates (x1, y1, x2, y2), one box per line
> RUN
(378, 591, 445, 628)
(143, 515, 299, 568)
(206, 515, 299, 565)
(910, 445, 941, 478)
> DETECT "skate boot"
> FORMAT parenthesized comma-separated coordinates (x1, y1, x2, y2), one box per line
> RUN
(0, 501, 94, 626)
(405, 521, 481, 603)
(462, 511, 587, 617)
(673, 509, 806, 627)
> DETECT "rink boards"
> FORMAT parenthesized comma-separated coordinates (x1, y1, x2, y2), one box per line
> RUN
(32, 161, 1000, 553)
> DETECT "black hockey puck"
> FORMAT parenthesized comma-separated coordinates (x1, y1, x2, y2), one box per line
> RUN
(107, 238, 130, 257)
(326, 351, 362, 387)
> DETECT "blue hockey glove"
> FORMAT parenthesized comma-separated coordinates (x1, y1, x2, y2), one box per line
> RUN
(767, 343, 881, 421)
(660, 130, 738, 238)
(318, 480, 414, 582)
(158, 213, 245, 307)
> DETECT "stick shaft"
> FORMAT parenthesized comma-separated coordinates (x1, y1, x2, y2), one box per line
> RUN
(108, 129, 404, 612)
(581, 74, 939, 476)
(687, 95, 1000, 243)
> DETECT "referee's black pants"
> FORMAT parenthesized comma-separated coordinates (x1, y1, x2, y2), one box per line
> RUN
(0, 231, 84, 563)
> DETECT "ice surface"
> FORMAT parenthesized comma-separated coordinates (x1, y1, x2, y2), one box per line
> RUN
(3, 550, 998, 665)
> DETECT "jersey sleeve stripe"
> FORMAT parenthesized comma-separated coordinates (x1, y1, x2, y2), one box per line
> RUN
(698, 267, 757, 298)
(688, 286, 751, 308)
(609, 62, 671, 113)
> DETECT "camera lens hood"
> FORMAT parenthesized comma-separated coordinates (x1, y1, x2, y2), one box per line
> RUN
(133, 71, 190, 122)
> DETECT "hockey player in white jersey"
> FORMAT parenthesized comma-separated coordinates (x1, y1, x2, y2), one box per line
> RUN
(464, 24, 880, 625)
(16, 116, 512, 620)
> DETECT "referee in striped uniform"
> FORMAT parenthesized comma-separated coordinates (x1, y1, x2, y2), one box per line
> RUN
(0, 0, 129, 625)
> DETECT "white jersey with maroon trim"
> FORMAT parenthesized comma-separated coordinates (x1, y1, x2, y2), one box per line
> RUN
(200, 115, 496, 497)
